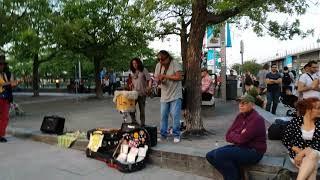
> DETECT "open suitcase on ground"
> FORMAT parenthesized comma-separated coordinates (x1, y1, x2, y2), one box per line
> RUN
(86, 91, 151, 172)
(86, 128, 122, 161)
(86, 126, 151, 173)
(110, 127, 151, 173)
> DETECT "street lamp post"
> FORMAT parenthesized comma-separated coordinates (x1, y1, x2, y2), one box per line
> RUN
(240, 40, 244, 94)
(240, 40, 244, 75)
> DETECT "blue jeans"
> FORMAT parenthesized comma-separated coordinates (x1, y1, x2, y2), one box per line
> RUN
(206, 145, 263, 180)
(266, 91, 280, 114)
(160, 98, 181, 138)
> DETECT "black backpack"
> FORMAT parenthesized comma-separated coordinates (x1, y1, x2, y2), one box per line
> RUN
(282, 72, 292, 86)
(268, 119, 290, 140)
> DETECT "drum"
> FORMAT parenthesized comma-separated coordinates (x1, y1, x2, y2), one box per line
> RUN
(114, 90, 138, 112)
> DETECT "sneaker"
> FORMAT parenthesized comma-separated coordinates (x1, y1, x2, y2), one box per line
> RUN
(0, 137, 7, 143)
(157, 136, 167, 142)
(173, 137, 180, 143)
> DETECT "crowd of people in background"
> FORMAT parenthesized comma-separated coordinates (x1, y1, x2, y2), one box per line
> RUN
(239, 60, 319, 116)
(100, 67, 120, 95)
(2, 48, 320, 179)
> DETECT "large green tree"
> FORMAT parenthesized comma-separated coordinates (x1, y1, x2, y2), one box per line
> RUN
(7, 0, 61, 96)
(55, 0, 157, 98)
(0, 0, 27, 52)
(155, 0, 191, 70)
(180, 0, 312, 134)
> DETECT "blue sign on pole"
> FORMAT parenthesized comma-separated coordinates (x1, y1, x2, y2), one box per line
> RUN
(284, 56, 293, 67)
(226, 23, 232, 47)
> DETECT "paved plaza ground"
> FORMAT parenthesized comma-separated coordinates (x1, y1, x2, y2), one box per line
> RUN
(9, 93, 288, 157)
(0, 136, 210, 180)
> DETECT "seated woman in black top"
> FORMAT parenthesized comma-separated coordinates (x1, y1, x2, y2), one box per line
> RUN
(282, 98, 320, 180)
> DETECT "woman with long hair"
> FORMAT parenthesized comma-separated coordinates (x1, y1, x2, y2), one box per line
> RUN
(282, 97, 320, 180)
(129, 57, 151, 126)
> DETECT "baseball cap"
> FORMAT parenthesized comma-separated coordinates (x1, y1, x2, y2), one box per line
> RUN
(236, 94, 255, 103)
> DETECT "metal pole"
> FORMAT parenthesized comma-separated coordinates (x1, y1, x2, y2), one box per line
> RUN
(240, 40, 244, 74)
(240, 40, 245, 95)
(220, 23, 227, 102)
(78, 60, 81, 82)
(75, 65, 78, 95)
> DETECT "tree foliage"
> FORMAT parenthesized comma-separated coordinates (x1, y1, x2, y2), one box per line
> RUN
(3, 0, 63, 96)
(178, 0, 313, 134)
(232, 60, 262, 76)
(1, 0, 158, 97)
(55, 0, 157, 97)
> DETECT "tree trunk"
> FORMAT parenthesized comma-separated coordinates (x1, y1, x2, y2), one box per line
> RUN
(94, 56, 103, 98)
(180, 18, 188, 72)
(184, 0, 207, 135)
(32, 54, 40, 97)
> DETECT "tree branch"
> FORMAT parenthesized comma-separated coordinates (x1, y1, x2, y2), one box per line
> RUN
(172, 9, 182, 16)
(39, 51, 59, 64)
(207, 0, 259, 24)
(186, 19, 192, 27)
(155, 30, 180, 37)
(207, 8, 240, 24)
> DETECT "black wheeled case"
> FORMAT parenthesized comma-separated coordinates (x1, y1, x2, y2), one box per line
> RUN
(143, 125, 157, 147)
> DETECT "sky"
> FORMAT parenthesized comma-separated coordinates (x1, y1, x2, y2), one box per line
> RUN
(149, 3, 320, 67)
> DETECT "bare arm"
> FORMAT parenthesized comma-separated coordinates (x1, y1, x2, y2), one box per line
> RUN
(266, 78, 274, 84)
(312, 79, 320, 91)
(161, 71, 183, 81)
(275, 78, 282, 84)
(298, 81, 312, 93)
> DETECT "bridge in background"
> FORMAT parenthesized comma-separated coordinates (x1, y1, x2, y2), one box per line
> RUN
(260, 44, 320, 71)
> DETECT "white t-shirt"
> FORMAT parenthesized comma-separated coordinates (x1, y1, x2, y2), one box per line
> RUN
(299, 73, 320, 99)
(301, 128, 314, 140)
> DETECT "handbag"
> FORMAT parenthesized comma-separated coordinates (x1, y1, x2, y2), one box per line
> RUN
(272, 169, 292, 180)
